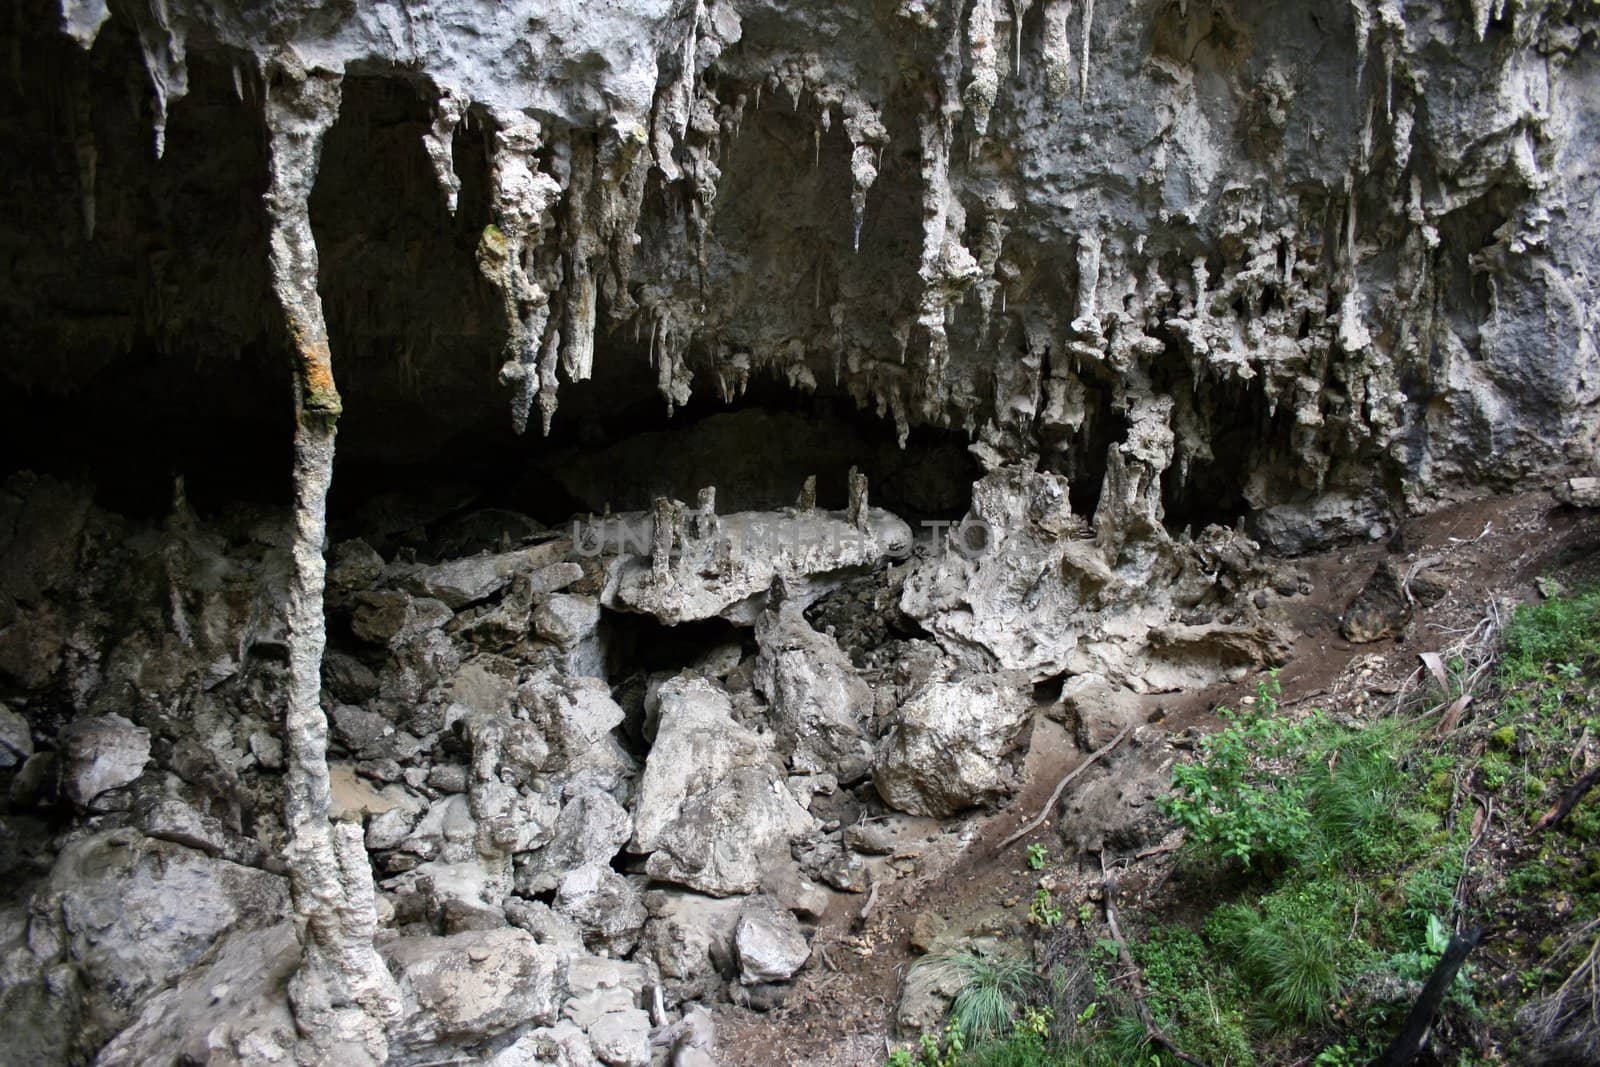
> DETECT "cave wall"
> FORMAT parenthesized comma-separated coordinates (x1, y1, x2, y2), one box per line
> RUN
(1, 0, 1595, 540)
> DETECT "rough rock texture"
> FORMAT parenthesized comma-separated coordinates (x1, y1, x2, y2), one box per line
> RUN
(2, 0, 1599, 1061)
(874, 673, 1032, 817)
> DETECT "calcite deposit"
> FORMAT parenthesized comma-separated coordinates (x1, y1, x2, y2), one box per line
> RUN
(0, 0, 1597, 1062)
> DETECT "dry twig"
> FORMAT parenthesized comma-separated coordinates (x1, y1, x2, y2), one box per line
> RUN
(1099, 853, 1208, 1067)
(998, 724, 1131, 851)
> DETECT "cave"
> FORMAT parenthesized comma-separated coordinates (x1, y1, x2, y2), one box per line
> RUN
(2, 0, 1598, 1063)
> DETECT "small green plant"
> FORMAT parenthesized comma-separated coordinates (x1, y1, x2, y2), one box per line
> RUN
(1160, 674, 1314, 869)
(1027, 843, 1049, 870)
(910, 949, 1036, 1044)
(1020, 1005, 1054, 1039)
(1029, 888, 1064, 928)
(1077, 902, 1095, 927)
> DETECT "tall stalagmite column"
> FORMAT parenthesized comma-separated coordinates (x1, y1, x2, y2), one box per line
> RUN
(262, 53, 400, 1065)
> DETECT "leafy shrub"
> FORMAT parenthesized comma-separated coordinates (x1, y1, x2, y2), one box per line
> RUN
(1159, 675, 1314, 869)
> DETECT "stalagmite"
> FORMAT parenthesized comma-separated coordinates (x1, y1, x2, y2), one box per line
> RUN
(261, 54, 399, 1065)
(798, 475, 818, 511)
(847, 466, 869, 530)
(422, 87, 468, 214)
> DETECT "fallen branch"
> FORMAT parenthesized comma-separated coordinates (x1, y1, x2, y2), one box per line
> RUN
(1370, 925, 1483, 1067)
(1099, 854, 1209, 1067)
(999, 724, 1131, 851)
(1533, 765, 1600, 833)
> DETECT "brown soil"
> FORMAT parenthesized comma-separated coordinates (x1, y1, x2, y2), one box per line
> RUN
(716, 491, 1600, 1066)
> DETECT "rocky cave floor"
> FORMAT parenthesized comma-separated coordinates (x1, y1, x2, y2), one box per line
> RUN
(717, 491, 1600, 1065)
(1, 463, 1597, 1067)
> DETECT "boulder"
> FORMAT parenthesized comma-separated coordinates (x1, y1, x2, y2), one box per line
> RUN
(404, 541, 568, 609)
(0, 702, 32, 767)
(873, 675, 1030, 817)
(587, 1008, 652, 1067)
(555, 864, 647, 957)
(632, 675, 815, 896)
(753, 599, 875, 782)
(38, 829, 289, 1050)
(93, 923, 300, 1067)
(643, 890, 743, 1004)
(383, 928, 562, 1051)
(734, 902, 811, 984)
(490, 1021, 602, 1067)
(1341, 561, 1411, 643)
(517, 786, 633, 895)
(57, 714, 151, 808)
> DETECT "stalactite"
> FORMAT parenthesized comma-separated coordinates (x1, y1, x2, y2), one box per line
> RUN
(965, 0, 999, 138)
(1011, 0, 1035, 76)
(478, 118, 562, 434)
(1042, 0, 1073, 98)
(133, 0, 187, 158)
(1078, 0, 1094, 103)
(261, 53, 399, 1066)
(422, 86, 468, 214)
(561, 135, 599, 388)
(70, 70, 95, 239)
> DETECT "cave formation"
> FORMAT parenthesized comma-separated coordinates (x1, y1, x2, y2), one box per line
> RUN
(0, 0, 1597, 1063)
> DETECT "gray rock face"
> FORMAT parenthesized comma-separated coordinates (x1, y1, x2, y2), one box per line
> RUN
(57, 715, 151, 809)
(554, 864, 648, 957)
(874, 675, 1031, 817)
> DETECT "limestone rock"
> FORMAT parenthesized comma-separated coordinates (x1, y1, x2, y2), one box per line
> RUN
(734, 901, 811, 984)
(632, 675, 815, 895)
(586, 1007, 652, 1067)
(57, 714, 150, 809)
(0, 702, 32, 768)
(1341, 561, 1411, 643)
(753, 599, 875, 782)
(873, 675, 1030, 817)
(517, 785, 632, 894)
(490, 1021, 602, 1067)
(383, 928, 562, 1051)
(555, 864, 647, 957)
(404, 541, 569, 609)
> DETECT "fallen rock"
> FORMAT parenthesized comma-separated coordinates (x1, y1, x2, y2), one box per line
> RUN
(1555, 476, 1600, 508)
(517, 785, 632, 894)
(1341, 560, 1411, 643)
(643, 890, 743, 1004)
(39, 829, 288, 1050)
(405, 541, 569, 609)
(754, 598, 875, 782)
(383, 928, 562, 1052)
(586, 1007, 652, 1067)
(0, 702, 32, 767)
(734, 901, 811, 984)
(555, 864, 647, 957)
(491, 1021, 602, 1066)
(93, 923, 300, 1067)
(57, 714, 150, 808)
(632, 675, 814, 895)
(873, 675, 1030, 817)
